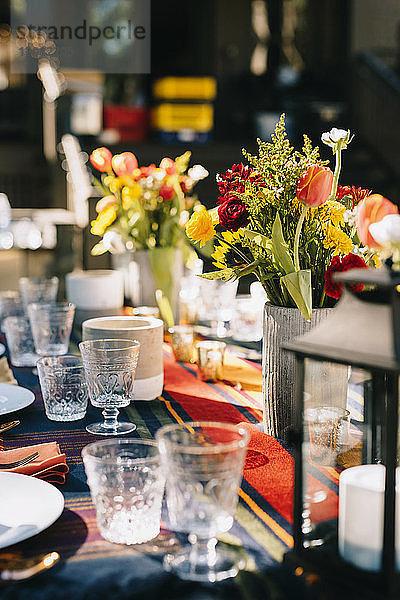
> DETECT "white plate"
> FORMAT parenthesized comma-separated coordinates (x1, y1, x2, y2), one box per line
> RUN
(0, 383, 34, 416)
(0, 472, 64, 549)
(0, 343, 5, 356)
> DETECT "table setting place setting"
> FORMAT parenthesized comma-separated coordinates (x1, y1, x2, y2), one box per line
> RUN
(0, 273, 296, 600)
(0, 267, 366, 600)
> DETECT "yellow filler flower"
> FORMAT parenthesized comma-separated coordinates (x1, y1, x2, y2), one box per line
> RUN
(185, 208, 215, 247)
(323, 225, 353, 255)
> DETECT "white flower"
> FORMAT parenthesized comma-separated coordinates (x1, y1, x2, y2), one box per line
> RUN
(369, 214, 400, 246)
(188, 164, 209, 182)
(321, 128, 353, 151)
(102, 231, 126, 254)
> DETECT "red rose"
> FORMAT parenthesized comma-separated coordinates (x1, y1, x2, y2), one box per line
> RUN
(297, 165, 334, 207)
(324, 254, 368, 300)
(159, 183, 175, 200)
(217, 163, 265, 202)
(217, 197, 249, 231)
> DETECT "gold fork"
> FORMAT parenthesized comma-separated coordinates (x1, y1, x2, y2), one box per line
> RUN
(0, 452, 39, 470)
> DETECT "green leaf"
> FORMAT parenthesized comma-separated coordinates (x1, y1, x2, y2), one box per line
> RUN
(243, 229, 272, 251)
(200, 268, 235, 281)
(236, 259, 261, 278)
(91, 241, 108, 256)
(281, 269, 312, 321)
(272, 213, 295, 275)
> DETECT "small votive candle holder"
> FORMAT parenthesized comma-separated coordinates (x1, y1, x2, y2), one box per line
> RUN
(169, 326, 196, 363)
(196, 341, 226, 382)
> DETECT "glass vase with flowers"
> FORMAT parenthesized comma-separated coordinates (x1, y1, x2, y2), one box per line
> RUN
(89, 147, 208, 323)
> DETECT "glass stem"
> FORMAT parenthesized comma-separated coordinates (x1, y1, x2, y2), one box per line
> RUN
(188, 534, 218, 569)
(102, 407, 119, 430)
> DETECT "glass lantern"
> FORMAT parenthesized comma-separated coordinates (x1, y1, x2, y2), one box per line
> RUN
(283, 266, 400, 598)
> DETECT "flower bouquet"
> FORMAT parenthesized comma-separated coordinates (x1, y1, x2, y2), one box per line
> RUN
(185, 114, 400, 439)
(89, 147, 208, 319)
(185, 115, 382, 321)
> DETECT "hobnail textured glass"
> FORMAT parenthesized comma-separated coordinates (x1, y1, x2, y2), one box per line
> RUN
(28, 302, 75, 356)
(79, 338, 140, 436)
(3, 315, 39, 367)
(37, 355, 89, 421)
(156, 421, 249, 582)
(19, 276, 59, 310)
(82, 439, 165, 545)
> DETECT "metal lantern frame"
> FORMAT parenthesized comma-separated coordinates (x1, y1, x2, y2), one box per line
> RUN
(282, 267, 400, 599)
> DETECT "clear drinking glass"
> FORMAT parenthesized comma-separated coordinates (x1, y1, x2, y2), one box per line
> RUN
(19, 276, 59, 310)
(156, 421, 249, 582)
(0, 291, 24, 329)
(79, 338, 140, 436)
(37, 355, 89, 421)
(28, 302, 75, 356)
(3, 315, 39, 367)
(82, 439, 165, 545)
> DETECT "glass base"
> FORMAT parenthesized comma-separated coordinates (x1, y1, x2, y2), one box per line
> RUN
(163, 546, 245, 583)
(86, 421, 136, 436)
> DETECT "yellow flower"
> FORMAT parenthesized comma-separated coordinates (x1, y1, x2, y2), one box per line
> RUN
(95, 195, 117, 213)
(185, 208, 215, 247)
(323, 226, 353, 255)
(325, 200, 346, 227)
(122, 182, 143, 209)
(90, 206, 117, 236)
(221, 229, 244, 243)
(371, 253, 382, 268)
(211, 242, 229, 269)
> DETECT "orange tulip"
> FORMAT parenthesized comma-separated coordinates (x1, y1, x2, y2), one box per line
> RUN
(90, 147, 112, 172)
(112, 152, 138, 176)
(296, 165, 334, 208)
(356, 194, 399, 247)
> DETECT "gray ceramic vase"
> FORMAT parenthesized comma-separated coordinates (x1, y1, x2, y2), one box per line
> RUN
(262, 303, 348, 440)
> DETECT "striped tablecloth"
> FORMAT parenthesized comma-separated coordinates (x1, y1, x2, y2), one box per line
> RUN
(0, 344, 327, 600)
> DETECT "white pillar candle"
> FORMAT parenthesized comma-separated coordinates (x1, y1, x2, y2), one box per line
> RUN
(339, 464, 400, 571)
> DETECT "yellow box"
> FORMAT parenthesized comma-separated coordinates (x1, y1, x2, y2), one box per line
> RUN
(152, 103, 213, 132)
(153, 77, 217, 101)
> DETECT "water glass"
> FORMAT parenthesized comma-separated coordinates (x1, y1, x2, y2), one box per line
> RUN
(79, 338, 140, 436)
(156, 421, 249, 582)
(196, 341, 226, 382)
(82, 439, 164, 544)
(28, 302, 75, 356)
(37, 355, 89, 421)
(0, 291, 24, 329)
(19, 276, 59, 310)
(3, 316, 39, 367)
(169, 325, 196, 363)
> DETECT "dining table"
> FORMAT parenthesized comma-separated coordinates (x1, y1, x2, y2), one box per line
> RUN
(0, 337, 347, 600)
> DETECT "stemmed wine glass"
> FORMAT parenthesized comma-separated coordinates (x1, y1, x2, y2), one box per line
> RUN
(79, 339, 140, 435)
(156, 421, 249, 582)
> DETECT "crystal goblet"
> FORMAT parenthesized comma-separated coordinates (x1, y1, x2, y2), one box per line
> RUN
(79, 338, 140, 436)
(156, 421, 249, 582)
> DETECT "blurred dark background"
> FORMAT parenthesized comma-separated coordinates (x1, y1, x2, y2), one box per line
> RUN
(0, 0, 399, 285)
